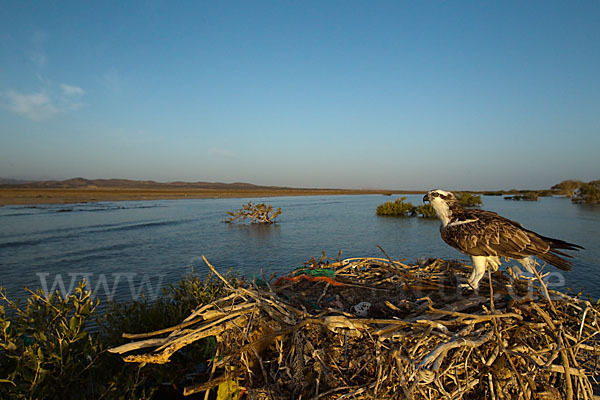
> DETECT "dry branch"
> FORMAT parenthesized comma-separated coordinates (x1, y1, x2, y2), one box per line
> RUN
(225, 201, 282, 224)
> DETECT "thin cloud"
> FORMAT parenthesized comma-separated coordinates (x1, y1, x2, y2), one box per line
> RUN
(60, 83, 84, 96)
(0, 32, 85, 120)
(2, 86, 85, 120)
(2, 90, 59, 120)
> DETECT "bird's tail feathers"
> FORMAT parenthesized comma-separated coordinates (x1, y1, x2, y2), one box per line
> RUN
(550, 247, 573, 259)
(534, 233, 582, 271)
(535, 233, 584, 251)
(538, 252, 573, 271)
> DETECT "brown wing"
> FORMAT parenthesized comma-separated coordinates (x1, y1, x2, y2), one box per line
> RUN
(441, 209, 551, 259)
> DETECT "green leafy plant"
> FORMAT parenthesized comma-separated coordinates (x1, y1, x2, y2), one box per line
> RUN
(0, 282, 100, 400)
(225, 201, 282, 224)
(455, 192, 483, 207)
(0, 271, 235, 399)
(377, 193, 482, 218)
(376, 197, 415, 216)
(413, 203, 436, 218)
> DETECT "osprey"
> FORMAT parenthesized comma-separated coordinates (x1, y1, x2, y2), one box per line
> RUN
(423, 189, 583, 290)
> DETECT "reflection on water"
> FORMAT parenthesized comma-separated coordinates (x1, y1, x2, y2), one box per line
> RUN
(227, 223, 281, 240)
(1, 195, 599, 302)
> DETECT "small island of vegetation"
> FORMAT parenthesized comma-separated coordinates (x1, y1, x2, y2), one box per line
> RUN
(376, 192, 482, 217)
(496, 179, 600, 204)
(225, 201, 282, 224)
(504, 192, 539, 201)
(572, 181, 600, 204)
(420, 179, 600, 205)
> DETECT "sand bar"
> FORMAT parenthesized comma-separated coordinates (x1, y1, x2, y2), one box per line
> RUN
(0, 187, 423, 206)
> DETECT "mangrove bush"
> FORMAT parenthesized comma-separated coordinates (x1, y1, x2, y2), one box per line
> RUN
(376, 197, 415, 216)
(455, 192, 483, 207)
(573, 182, 600, 204)
(376, 192, 481, 218)
(225, 201, 282, 224)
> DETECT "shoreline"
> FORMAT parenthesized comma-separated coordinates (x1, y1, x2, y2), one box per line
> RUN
(0, 187, 424, 206)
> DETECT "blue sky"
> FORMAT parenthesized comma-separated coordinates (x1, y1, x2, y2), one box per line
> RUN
(1, 1, 598, 190)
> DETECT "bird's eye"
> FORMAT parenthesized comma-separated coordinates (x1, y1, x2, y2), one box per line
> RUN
(432, 192, 439, 197)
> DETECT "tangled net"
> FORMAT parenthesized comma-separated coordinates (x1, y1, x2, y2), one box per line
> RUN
(109, 253, 600, 399)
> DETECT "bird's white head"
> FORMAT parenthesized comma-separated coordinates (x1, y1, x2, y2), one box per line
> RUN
(423, 189, 459, 227)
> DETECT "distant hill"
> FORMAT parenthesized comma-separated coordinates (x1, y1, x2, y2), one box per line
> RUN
(0, 177, 293, 190)
(0, 178, 33, 185)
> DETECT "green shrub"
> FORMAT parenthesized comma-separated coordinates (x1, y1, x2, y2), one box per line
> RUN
(376, 197, 415, 216)
(573, 182, 600, 204)
(0, 282, 101, 400)
(377, 193, 482, 218)
(455, 192, 483, 207)
(413, 203, 436, 218)
(0, 271, 235, 399)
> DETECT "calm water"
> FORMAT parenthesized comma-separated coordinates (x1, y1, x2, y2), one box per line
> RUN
(1, 195, 599, 302)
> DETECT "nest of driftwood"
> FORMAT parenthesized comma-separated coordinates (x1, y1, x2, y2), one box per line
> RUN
(109, 253, 600, 399)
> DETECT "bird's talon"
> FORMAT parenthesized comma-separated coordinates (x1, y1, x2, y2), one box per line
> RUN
(459, 283, 479, 296)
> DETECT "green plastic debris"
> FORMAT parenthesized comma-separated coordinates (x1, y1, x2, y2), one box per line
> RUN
(292, 268, 335, 278)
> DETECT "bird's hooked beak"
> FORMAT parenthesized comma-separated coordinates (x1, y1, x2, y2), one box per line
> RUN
(423, 193, 431, 203)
